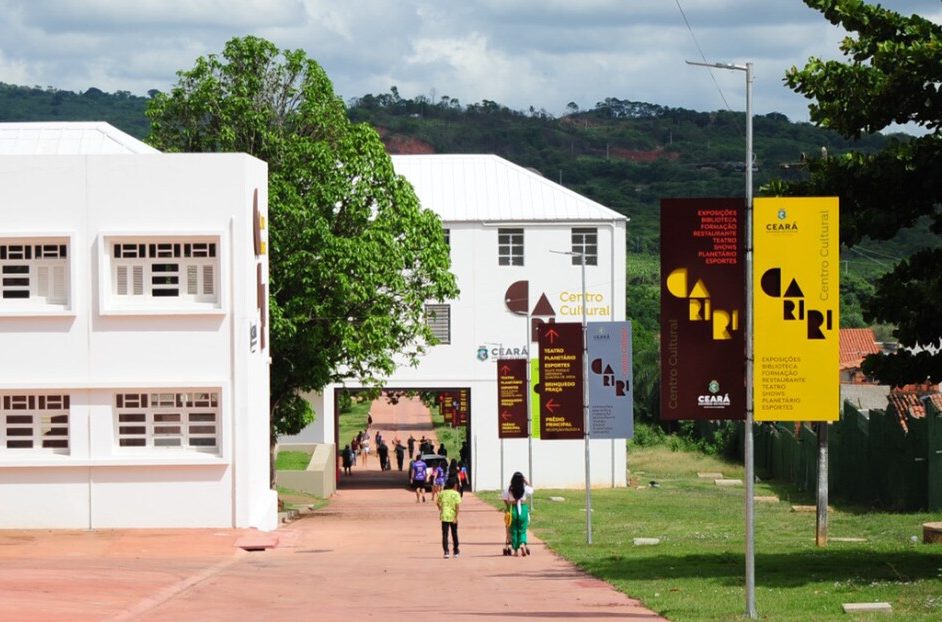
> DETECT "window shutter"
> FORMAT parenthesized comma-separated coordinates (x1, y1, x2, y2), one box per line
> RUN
(50, 266, 66, 303)
(37, 266, 49, 297)
(132, 265, 144, 295)
(187, 265, 198, 295)
(202, 265, 214, 296)
(116, 266, 129, 295)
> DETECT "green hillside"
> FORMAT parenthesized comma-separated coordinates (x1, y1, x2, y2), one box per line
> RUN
(3, 81, 934, 337)
(0, 82, 151, 138)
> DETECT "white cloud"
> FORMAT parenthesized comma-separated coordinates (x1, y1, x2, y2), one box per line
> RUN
(0, 0, 937, 126)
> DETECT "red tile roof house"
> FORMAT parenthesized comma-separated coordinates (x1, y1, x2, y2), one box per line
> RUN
(840, 328, 882, 384)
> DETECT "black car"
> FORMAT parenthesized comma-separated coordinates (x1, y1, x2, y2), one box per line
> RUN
(408, 454, 449, 491)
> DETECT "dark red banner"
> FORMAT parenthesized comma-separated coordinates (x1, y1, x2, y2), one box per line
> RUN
(456, 388, 469, 426)
(439, 389, 468, 428)
(497, 358, 529, 438)
(659, 198, 746, 420)
(537, 322, 584, 439)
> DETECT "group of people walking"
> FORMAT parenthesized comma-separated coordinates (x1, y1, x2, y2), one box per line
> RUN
(341, 427, 409, 475)
(412, 455, 532, 560)
(342, 405, 532, 560)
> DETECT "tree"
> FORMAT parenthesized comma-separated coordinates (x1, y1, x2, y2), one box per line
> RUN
(775, 0, 942, 385)
(147, 36, 459, 437)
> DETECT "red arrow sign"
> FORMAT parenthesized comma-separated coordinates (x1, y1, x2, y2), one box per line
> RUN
(496, 358, 528, 439)
(538, 322, 584, 439)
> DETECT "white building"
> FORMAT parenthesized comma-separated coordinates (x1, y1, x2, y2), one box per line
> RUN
(0, 122, 276, 530)
(295, 154, 629, 491)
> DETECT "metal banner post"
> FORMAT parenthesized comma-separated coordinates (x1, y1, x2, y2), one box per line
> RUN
(686, 59, 755, 619)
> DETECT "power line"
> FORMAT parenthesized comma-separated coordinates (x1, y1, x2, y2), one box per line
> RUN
(845, 245, 890, 267)
(675, 0, 732, 111)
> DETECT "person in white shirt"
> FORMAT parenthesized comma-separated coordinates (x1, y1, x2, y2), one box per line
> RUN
(501, 471, 534, 556)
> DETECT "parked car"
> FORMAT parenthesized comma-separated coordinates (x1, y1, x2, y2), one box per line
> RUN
(408, 453, 448, 491)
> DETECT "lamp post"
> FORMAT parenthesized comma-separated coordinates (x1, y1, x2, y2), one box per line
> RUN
(508, 305, 534, 506)
(551, 249, 591, 544)
(686, 59, 755, 619)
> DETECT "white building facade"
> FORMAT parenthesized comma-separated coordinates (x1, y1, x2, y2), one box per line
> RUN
(297, 154, 629, 491)
(0, 123, 277, 530)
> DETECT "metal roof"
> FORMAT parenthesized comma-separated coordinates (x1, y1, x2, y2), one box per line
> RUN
(0, 122, 158, 155)
(391, 154, 627, 223)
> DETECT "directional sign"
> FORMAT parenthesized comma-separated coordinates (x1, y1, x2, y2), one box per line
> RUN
(497, 358, 528, 438)
(440, 389, 470, 427)
(456, 388, 470, 426)
(438, 392, 455, 427)
(537, 322, 584, 440)
(587, 321, 633, 439)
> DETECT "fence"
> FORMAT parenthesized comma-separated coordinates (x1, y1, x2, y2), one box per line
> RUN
(710, 397, 942, 511)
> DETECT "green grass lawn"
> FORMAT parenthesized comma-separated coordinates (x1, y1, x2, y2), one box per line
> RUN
(276, 486, 329, 512)
(479, 446, 942, 621)
(429, 399, 464, 461)
(338, 397, 372, 448)
(275, 450, 312, 471)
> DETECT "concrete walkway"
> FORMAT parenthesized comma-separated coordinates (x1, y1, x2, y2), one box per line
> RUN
(0, 397, 665, 621)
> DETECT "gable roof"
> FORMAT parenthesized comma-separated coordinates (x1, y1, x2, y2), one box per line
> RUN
(839, 328, 881, 370)
(391, 154, 627, 223)
(0, 122, 158, 155)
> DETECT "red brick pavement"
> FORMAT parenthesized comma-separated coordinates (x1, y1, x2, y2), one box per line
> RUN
(0, 396, 665, 621)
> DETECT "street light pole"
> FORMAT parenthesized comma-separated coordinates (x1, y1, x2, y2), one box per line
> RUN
(525, 309, 533, 508)
(551, 249, 592, 544)
(580, 251, 591, 545)
(687, 59, 755, 619)
(509, 304, 534, 507)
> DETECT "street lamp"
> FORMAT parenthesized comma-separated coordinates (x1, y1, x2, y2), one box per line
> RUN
(507, 302, 534, 508)
(686, 59, 756, 619)
(550, 248, 592, 544)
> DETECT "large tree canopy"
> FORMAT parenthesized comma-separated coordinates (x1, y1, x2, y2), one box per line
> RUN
(147, 36, 458, 434)
(776, 0, 942, 385)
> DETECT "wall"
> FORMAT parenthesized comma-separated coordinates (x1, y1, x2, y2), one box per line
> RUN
(290, 218, 629, 491)
(0, 154, 275, 530)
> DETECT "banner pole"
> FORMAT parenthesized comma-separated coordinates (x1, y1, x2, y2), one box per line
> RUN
(581, 252, 592, 545)
(526, 312, 534, 509)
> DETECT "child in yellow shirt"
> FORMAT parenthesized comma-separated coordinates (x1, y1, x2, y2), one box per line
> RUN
(437, 477, 461, 558)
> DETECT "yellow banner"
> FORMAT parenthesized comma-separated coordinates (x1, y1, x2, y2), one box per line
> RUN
(754, 197, 839, 421)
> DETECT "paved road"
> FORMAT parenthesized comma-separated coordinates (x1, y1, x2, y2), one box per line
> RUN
(0, 397, 665, 621)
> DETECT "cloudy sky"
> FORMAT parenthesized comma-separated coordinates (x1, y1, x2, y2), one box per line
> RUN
(0, 0, 938, 124)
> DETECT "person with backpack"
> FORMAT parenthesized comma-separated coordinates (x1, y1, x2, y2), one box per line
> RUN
(430, 461, 446, 502)
(341, 444, 354, 476)
(410, 453, 428, 503)
(377, 440, 390, 471)
(457, 461, 470, 497)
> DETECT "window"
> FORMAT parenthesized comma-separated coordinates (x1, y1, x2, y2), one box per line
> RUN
(425, 304, 451, 344)
(1, 393, 70, 451)
(571, 228, 598, 266)
(115, 391, 220, 452)
(107, 237, 220, 308)
(443, 228, 450, 247)
(498, 228, 524, 266)
(0, 238, 69, 309)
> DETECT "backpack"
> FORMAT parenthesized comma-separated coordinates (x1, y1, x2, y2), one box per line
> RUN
(458, 468, 468, 484)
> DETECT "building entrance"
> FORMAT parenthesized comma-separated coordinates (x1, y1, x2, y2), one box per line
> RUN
(333, 388, 472, 492)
